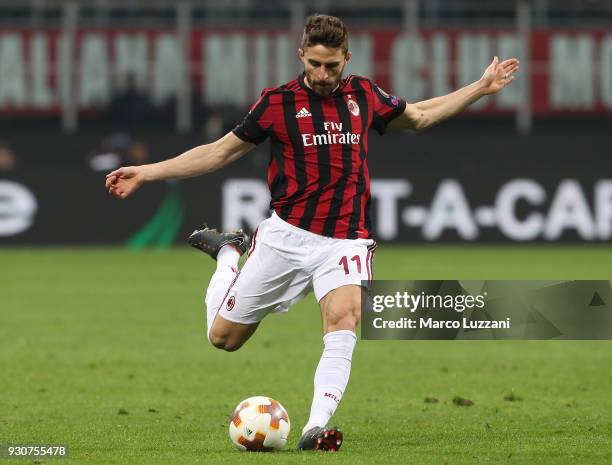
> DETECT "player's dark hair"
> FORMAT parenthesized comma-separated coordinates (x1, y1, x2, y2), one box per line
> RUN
(301, 14, 349, 55)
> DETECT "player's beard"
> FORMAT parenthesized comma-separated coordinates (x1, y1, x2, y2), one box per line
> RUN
(305, 70, 343, 96)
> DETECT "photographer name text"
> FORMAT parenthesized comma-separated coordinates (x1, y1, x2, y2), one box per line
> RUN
(372, 317, 511, 329)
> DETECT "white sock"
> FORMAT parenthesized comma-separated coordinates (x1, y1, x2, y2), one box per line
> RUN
(204, 245, 240, 341)
(302, 330, 357, 434)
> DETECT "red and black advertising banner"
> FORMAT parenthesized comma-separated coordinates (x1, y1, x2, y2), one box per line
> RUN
(0, 28, 610, 115)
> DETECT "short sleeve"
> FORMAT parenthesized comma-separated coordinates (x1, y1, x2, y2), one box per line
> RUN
(369, 81, 406, 135)
(232, 89, 274, 145)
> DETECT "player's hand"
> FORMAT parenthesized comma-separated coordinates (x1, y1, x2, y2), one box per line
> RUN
(479, 56, 519, 95)
(105, 166, 145, 199)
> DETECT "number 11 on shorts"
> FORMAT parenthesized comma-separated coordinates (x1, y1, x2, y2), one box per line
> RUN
(339, 255, 361, 274)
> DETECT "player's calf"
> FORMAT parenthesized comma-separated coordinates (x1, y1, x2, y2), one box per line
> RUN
(319, 285, 363, 333)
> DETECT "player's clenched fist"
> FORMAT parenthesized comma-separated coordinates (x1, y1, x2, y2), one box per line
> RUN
(105, 166, 144, 199)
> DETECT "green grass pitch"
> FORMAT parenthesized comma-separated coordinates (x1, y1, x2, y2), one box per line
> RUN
(2, 246, 612, 465)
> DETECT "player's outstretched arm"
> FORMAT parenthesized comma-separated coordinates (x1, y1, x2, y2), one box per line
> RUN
(105, 132, 255, 199)
(390, 56, 519, 131)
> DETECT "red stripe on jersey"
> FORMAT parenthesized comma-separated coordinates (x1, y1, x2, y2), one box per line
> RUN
(288, 97, 316, 223)
(255, 88, 277, 131)
(332, 176, 359, 238)
(361, 162, 372, 237)
(360, 79, 374, 238)
(285, 78, 300, 92)
(343, 77, 370, 238)
(308, 97, 343, 235)
(280, 91, 313, 220)
(265, 93, 287, 204)
(332, 83, 365, 238)
(277, 92, 299, 213)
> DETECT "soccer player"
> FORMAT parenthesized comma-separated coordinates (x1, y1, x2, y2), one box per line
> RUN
(106, 15, 518, 451)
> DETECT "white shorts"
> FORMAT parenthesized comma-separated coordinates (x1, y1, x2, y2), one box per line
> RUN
(217, 212, 376, 325)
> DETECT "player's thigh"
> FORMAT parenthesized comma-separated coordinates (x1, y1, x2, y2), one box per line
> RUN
(312, 238, 376, 332)
(312, 238, 375, 302)
(215, 238, 311, 328)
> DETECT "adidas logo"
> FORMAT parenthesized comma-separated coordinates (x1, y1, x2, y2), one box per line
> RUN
(295, 107, 312, 118)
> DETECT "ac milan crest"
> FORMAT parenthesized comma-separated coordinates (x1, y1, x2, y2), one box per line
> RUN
(347, 98, 360, 117)
(226, 296, 236, 311)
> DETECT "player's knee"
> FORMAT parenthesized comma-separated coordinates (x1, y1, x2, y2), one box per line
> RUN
(209, 332, 231, 351)
(209, 332, 244, 352)
(209, 332, 226, 350)
(221, 339, 245, 352)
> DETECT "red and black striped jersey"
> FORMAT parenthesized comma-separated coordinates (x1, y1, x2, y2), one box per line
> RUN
(233, 73, 406, 239)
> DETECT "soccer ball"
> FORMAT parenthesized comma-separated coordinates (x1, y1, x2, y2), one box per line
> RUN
(228, 396, 290, 451)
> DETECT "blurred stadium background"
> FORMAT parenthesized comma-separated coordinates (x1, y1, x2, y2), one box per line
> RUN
(0, 0, 610, 245)
(2, 2, 612, 464)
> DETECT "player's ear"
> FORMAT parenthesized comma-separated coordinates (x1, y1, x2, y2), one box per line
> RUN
(298, 48, 305, 59)
(345, 50, 352, 64)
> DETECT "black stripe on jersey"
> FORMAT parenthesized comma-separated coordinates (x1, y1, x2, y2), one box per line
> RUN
(372, 83, 391, 107)
(298, 94, 330, 231)
(322, 93, 353, 237)
(280, 91, 307, 219)
(371, 82, 406, 133)
(269, 137, 287, 204)
(347, 78, 370, 238)
(363, 190, 372, 237)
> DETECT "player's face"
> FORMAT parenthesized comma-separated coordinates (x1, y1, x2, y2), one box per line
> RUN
(299, 45, 351, 96)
